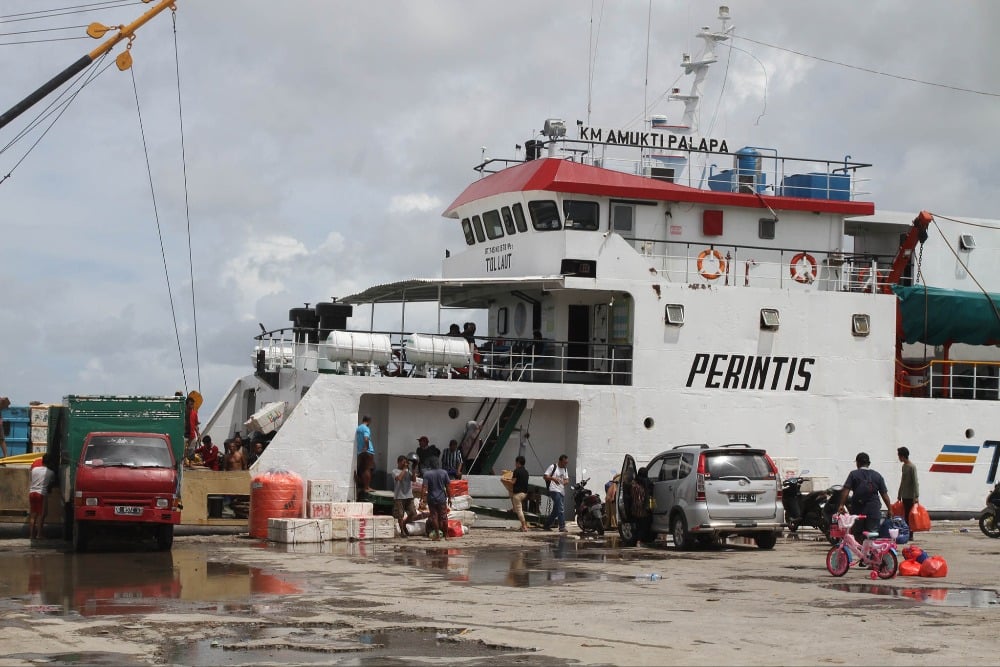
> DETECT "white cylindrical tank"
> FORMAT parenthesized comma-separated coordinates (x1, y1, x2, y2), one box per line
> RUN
(404, 333, 470, 367)
(324, 331, 392, 364)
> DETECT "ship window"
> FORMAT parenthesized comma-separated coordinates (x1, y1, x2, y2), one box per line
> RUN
(497, 306, 509, 335)
(461, 218, 476, 246)
(959, 234, 976, 250)
(483, 210, 505, 240)
(563, 200, 599, 231)
(758, 217, 776, 240)
(501, 206, 517, 235)
(760, 308, 780, 330)
(528, 200, 562, 231)
(512, 203, 529, 232)
(472, 215, 486, 243)
(852, 313, 870, 336)
(612, 203, 634, 234)
(665, 304, 685, 326)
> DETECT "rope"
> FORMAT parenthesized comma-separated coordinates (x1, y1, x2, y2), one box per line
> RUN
(172, 9, 201, 392)
(1, 55, 113, 186)
(927, 216, 1000, 330)
(130, 65, 189, 394)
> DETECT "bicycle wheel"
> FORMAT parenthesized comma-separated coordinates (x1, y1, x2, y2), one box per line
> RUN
(875, 550, 898, 579)
(825, 546, 850, 577)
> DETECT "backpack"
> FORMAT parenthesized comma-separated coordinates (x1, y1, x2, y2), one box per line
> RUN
(851, 469, 878, 504)
(879, 515, 910, 544)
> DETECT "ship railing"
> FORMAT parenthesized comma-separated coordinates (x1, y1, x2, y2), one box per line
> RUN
(252, 328, 634, 385)
(626, 239, 895, 292)
(898, 360, 1000, 400)
(485, 137, 873, 202)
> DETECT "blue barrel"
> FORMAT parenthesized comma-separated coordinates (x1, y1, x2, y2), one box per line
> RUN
(736, 147, 760, 176)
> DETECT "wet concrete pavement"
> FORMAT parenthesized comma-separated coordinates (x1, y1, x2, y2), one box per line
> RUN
(0, 521, 998, 665)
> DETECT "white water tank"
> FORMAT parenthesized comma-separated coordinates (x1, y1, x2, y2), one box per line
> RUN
(404, 333, 470, 367)
(324, 331, 392, 364)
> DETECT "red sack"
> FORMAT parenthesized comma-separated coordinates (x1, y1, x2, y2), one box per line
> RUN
(919, 555, 947, 578)
(902, 545, 924, 562)
(446, 520, 464, 538)
(890, 500, 905, 518)
(909, 503, 932, 532)
(898, 559, 922, 576)
(449, 479, 469, 497)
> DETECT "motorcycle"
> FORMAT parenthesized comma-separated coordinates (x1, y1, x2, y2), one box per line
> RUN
(978, 482, 1000, 538)
(782, 476, 840, 542)
(573, 478, 605, 535)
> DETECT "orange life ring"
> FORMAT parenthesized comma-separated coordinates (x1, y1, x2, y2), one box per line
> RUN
(789, 252, 818, 283)
(857, 267, 886, 293)
(697, 248, 726, 280)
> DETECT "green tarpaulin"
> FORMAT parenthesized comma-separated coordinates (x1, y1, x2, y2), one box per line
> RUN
(892, 285, 1000, 345)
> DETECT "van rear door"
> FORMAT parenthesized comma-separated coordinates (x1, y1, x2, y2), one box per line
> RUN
(703, 449, 779, 521)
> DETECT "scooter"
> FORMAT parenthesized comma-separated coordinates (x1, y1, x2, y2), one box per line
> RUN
(573, 478, 605, 535)
(782, 476, 839, 541)
(978, 482, 1000, 538)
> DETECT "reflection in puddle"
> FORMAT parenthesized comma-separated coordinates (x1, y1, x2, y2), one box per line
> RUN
(825, 583, 1000, 607)
(168, 628, 522, 666)
(384, 538, 645, 587)
(0, 546, 301, 617)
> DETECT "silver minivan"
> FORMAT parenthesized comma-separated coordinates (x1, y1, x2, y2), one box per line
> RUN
(617, 444, 784, 550)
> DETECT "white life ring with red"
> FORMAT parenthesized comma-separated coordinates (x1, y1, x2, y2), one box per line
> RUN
(697, 248, 726, 280)
(789, 252, 818, 283)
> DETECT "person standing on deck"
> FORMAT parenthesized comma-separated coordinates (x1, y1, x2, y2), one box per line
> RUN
(897, 446, 920, 524)
(542, 454, 570, 532)
(355, 416, 374, 495)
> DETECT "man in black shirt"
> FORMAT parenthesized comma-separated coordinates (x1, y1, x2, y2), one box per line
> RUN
(511, 455, 530, 532)
(415, 436, 440, 477)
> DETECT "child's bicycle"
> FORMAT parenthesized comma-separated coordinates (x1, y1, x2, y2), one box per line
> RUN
(825, 512, 898, 579)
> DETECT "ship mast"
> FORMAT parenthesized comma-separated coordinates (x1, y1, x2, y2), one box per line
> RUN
(0, 0, 177, 131)
(668, 5, 733, 135)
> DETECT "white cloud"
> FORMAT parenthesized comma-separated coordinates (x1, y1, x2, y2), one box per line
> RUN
(388, 193, 443, 215)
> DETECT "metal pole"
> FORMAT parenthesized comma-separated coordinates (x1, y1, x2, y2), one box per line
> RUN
(0, 0, 177, 131)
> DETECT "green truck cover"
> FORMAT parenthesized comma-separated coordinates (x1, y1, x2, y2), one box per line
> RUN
(51, 395, 185, 502)
(892, 285, 1000, 346)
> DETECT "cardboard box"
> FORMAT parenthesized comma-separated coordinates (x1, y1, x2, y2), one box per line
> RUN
(307, 502, 333, 519)
(31, 443, 47, 454)
(347, 515, 394, 540)
(30, 425, 47, 444)
(267, 518, 332, 544)
(307, 479, 334, 502)
(330, 502, 373, 518)
(29, 406, 51, 426)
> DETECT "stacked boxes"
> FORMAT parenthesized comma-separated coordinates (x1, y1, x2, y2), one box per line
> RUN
(267, 484, 391, 543)
(29, 405, 51, 454)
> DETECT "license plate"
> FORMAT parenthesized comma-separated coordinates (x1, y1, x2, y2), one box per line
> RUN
(730, 493, 756, 503)
(114, 506, 143, 516)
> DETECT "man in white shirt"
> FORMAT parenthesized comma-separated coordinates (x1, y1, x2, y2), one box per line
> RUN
(542, 454, 570, 532)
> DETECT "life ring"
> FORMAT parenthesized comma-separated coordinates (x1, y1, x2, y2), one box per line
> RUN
(697, 249, 726, 280)
(789, 252, 818, 284)
(857, 267, 886, 293)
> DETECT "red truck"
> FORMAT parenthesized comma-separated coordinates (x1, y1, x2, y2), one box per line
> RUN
(51, 396, 185, 552)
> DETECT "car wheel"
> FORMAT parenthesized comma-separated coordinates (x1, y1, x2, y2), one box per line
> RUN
(755, 531, 778, 550)
(618, 521, 639, 547)
(671, 515, 692, 550)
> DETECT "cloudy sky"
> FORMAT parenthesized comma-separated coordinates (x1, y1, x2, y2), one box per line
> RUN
(1, 0, 998, 410)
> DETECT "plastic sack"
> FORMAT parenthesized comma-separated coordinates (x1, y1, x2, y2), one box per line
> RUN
(890, 500, 905, 517)
(451, 494, 472, 511)
(898, 559, 922, 577)
(909, 503, 932, 532)
(902, 545, 924, 562)
(446, 520, 464, 538)
(919, 555, 948, 578)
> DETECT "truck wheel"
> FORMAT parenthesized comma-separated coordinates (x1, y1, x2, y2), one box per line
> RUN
(156, 524, 174, 551)
(72, 521, 88, 553)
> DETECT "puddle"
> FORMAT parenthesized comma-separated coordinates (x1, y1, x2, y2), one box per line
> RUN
(825, 583, 1000, 607)
(167, 627, 529, 666)
(0, 546, 301, 617)
(383, 539, 644, 587)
